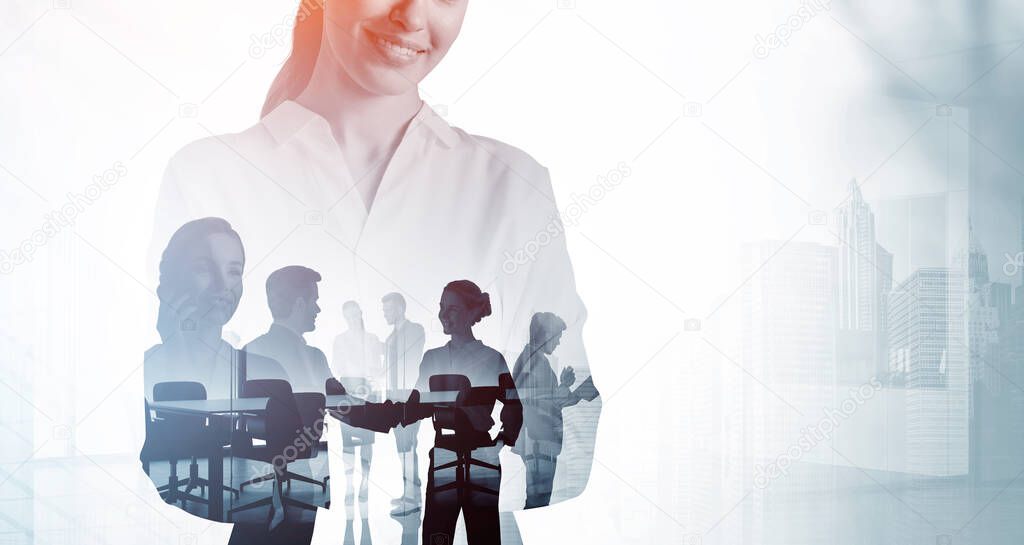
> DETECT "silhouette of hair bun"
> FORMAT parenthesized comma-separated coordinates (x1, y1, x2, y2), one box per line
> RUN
(443, 279, 491, 324)
(479, 292, 492, 319)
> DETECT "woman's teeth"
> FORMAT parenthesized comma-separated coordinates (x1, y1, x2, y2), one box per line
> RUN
(375, 37, 422, 58)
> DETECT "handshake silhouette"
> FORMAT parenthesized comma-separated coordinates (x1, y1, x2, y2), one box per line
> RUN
(328, 378, 522, 448)
(331, 390, 436, 433)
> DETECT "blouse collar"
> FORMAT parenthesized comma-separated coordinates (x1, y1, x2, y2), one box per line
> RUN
(261, 99, 458, 149)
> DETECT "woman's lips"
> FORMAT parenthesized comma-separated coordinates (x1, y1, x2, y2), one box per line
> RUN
(365, 29, 427, 67)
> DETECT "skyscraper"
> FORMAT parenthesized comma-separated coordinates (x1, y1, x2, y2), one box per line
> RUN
(887, 268, 968, 476)
(741, 240, 839, 542)
(834, 180, 893, 384)
(837, 180, 879, 332)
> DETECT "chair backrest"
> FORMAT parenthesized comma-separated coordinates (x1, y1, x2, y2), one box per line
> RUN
(151, 381, 207, 435)
(429, 374, 471, 394)
(153, 381, 206, 402)
(429, 374, 471, 436)
(245, 379, 304, 456)
(241, 379, 290, 400)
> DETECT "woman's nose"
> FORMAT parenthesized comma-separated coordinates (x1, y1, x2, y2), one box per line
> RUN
(210, 270, 226, 291)
(389, 0, 426, 33)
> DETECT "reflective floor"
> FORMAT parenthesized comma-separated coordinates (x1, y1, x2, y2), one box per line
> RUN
(7, 452, 1024, 545)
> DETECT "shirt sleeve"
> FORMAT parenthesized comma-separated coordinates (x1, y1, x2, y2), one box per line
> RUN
(497, 165, 600, 503)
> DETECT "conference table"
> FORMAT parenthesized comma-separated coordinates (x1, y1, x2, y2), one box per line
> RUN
(147, 392, 464, 521)
(148, 388, 520, 521)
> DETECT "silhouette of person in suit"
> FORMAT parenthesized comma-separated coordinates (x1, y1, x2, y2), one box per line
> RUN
(382, 292, 426, 516)
(245, 266, 334, 395)
(332, 300, 384, 519)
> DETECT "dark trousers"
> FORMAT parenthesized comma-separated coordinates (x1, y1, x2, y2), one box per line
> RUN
(422, 446, 502, 545)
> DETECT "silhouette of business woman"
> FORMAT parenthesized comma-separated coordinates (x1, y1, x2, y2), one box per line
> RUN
(511, 312, 582, 508)
(414, 280, 520, 545)
(145, 217, 284, 402)
(142, 217, 302, 543)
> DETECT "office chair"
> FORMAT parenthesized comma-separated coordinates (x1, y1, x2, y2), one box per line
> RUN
(229, 381, 326, 522)
(427, 374, 503, 501)
(236, 379, 329, 495)
(141, 381, 237, 509)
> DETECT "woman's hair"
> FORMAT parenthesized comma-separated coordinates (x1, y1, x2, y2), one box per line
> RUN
(262, 0, 327, 117)
(443, 279, 492, 325)
(156, 217, 245, 341)
(528, 312, 567, 347)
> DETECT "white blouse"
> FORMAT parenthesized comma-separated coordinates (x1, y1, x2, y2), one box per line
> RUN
(148, 99, 599, 503)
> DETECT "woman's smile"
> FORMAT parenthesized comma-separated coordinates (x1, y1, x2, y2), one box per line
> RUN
(364, 28, 429, 67)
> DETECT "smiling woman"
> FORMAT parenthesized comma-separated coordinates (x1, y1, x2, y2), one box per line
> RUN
(263, 0, 467, 115)
(147, 0, 601, 543)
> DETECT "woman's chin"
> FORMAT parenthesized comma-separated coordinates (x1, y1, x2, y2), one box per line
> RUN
(351, 64, 422, 97)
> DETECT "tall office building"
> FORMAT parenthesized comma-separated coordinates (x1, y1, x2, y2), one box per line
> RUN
(835, 180, 893, 384)
(989, 282, 1012, 326)
(742, 240, 838, 389)
(876, 245, 894, 380)
(837, 180, 879, 331)
(741, 240, 838, 542)
(967, 229, 1000, 391)
(887, 268, 968, 476)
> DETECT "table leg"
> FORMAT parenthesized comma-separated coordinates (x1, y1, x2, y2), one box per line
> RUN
(208, 446, 224, 521)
